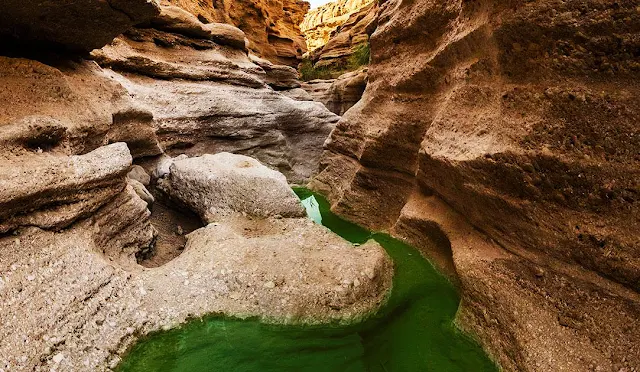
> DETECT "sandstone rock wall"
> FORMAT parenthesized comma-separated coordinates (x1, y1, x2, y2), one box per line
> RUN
(161, 0, 309, 66)
(91, 9, 339, 183)
(0, 2, 368, 370)
(311, 0, 640, 370)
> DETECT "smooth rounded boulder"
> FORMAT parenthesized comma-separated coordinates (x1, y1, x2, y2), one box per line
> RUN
(159, 152, 306, 222)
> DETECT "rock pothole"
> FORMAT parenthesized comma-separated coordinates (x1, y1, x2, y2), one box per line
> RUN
(138, 199, 203, 268)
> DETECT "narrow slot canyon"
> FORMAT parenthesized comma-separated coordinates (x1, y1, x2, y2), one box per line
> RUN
(0, 0, 638, 371)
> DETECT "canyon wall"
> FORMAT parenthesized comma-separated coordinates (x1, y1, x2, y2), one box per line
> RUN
(311, 0, 640, 370)
(0, 1, 343, 369)
(162, 0, 309, 66)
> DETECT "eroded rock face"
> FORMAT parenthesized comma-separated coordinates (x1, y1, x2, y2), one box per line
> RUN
(0, 56, 162, 159)
(93, 21, 339, 183)
(161, 0, 309, 66)
(311, 0, 640, 370)
(0, 146, 392, 370)
(0, 0, 160, 52)
(302, 69, 367, 115)
(159, 153, 306, 221)
(0, 143, 132, 234)
(301, 0, 373, 52)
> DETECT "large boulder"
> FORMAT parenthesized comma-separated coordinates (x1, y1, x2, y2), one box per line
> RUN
(159, 153, 306, 222)
(0, 0, 160, 52)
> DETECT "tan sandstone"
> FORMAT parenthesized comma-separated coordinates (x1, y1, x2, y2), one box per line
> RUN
(310, 0, 640, 370)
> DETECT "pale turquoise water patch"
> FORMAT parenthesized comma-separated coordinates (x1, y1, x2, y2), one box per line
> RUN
(116, 188, 497, 372)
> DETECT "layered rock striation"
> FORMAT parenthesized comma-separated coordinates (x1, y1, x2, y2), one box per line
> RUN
(92, 6, 339, 183)
(162, 0, 309, 66)
(0, 1, 355, 370)
(311, 0, 640, 370)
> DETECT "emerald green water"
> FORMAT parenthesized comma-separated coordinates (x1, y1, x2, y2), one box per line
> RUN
(117, 188, 497, 372)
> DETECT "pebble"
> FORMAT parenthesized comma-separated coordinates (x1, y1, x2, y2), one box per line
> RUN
(263, 281, 276, 289)
(52, 353, 64, 364)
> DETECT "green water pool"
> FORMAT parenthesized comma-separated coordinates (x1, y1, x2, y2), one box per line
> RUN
(117, 188, 497, 372)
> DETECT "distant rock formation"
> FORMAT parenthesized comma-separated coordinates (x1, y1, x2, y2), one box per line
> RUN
(300, 0, 373, 52)
(306, 3, 376, 70)
(162, 0, 309, 66)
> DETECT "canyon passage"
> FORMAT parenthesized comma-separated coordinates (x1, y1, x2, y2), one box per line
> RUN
(0, 0, 638, 371)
